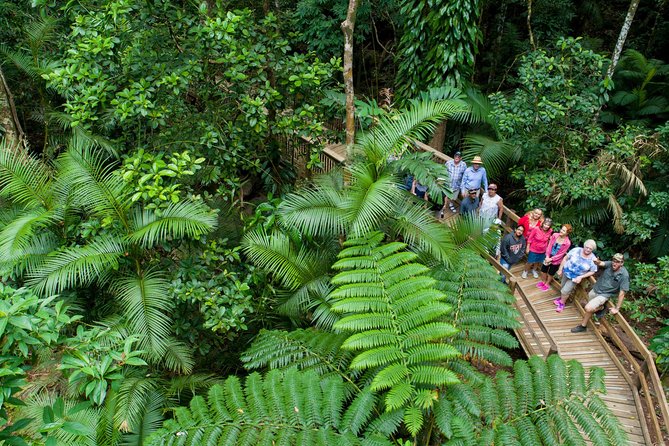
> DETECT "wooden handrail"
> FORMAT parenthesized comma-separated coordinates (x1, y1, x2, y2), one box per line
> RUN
(486, 252, 559, 358)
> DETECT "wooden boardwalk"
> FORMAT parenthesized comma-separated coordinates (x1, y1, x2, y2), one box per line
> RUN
(438, 208, 650, 444)
(508, 263, 648, 445)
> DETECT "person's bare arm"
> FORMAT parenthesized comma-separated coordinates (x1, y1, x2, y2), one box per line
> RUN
(497, 198, 503, 219)
(610, 290, 625, 314)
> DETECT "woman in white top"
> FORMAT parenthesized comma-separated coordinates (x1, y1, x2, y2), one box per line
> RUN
(479, 183, 503, 222)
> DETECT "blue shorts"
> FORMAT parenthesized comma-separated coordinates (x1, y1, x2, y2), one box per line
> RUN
(527, 252, 545, 264)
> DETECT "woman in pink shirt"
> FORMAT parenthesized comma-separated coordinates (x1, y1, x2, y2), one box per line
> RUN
(522, 218, 553, 279)
(537, 224, 572, 291)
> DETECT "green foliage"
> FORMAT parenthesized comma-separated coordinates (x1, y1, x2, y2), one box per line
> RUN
(650, 324, 669, 378)
(146, 368, 394, 446)
(0, 141, 217, 369)
(436, 355, 628, 445)
(120, 149, 204, 212)
(171, 241, 256, 336)
(626, 257, 669, 322)
(39, 2, 338, 188)
(396, 0, 482, 99)
(0, 284, 79, 359)
(431, 250, 521, 368)
(61, 335, 146, 406)
(330, 232, 460, 435)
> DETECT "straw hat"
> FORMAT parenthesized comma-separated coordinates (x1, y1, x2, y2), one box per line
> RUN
(471, 155, 483, 165)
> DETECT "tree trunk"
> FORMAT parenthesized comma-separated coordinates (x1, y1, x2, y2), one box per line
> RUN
(429, 121, 447, 152)
(341, 0, 359, 150)
(606, 0, 641, 80)
(526, 0, 536, 50)
(0, 65, 25, 150)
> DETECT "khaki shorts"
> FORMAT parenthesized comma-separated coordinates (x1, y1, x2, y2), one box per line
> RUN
(587, 289, 611, 309)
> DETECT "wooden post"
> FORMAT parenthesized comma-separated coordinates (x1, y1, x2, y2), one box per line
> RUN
(341, 0, 359, 151)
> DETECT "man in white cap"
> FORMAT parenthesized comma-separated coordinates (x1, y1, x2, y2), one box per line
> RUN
(571, 253, 629, 333)
(460, 155, 488, 198)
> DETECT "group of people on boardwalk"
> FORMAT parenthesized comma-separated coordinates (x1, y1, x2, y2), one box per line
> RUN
(427, 152, 631, 334)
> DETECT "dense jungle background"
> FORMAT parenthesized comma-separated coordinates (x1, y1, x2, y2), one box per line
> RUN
(1, 0, 668, 445)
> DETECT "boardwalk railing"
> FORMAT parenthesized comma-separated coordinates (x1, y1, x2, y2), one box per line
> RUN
(575, 280, 669, 444)
(288, 133, 669, 441)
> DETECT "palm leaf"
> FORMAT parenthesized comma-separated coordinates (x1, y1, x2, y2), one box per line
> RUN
(128, 201, 217, 248)
(27, 236, 125, 295)
(0, 140, 54, 208)
(112, 270, 172, 358)
(278, 184, 347, 239)
(55, 141, 129, 227)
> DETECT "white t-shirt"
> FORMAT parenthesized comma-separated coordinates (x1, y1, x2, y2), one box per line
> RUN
(480, 193, 502, 219)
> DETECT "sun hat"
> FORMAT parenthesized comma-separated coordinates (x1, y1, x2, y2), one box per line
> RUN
(471, 156, 483, 164)
(612, 253, 624, 262)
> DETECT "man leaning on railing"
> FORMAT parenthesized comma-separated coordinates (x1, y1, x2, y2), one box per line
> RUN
(571, 253, 630, 333)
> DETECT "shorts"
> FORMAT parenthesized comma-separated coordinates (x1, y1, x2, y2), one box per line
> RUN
(587, 289, 610, 309)
(540, 262, 559, 276)
(527, 252, 545, 264)
(560, 275, 577, 296)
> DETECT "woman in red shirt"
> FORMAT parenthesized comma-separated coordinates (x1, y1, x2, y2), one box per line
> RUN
(517, 208, 544, 239)
(522, 218, 553, 279)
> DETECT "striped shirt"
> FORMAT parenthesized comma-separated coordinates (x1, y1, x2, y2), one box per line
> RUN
(445, 159, 467, 190)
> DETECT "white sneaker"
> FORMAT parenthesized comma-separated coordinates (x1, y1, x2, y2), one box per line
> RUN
(532, 270, 539, 279)
(521, 271, 528, 279)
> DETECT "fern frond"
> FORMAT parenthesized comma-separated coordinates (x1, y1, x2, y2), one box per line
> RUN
(148, 370, 390, 446)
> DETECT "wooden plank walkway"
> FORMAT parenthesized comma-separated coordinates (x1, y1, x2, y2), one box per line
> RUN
(439, 209, 649, 444)
(509, 262, 648, 445)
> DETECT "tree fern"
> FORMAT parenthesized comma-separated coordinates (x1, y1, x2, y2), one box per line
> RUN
(329, 232, 460, 435)
(147, 369, 393, 446)
(437, 355, 628, 445)
(431, 250, 520, 368)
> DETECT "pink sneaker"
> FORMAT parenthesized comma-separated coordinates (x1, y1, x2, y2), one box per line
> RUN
(553, 298, 561, 305)
(536, 282, 545, 288)
(540, 284, 550, 291)
(556, 302, 565, 312)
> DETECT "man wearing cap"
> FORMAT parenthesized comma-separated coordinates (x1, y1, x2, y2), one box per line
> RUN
(460, 156, 488, 198)
(459, 189, 480, 216)
(441, 151, 467, 216)
(571, 253, 629, 333)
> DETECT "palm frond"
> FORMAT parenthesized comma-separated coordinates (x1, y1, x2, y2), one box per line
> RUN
(27, 236, 125, 295)
(355, 99, 470, 164)
(0, 140, 54, 208)
(391, 199, 454, 263)
(120, 390, 164, 446)
(128, 201, 217, 248)
(0, 207, 57, 263)
(278, 184, 347, 239)
(462, 134, 520, 179)
(160, 338, 195, 374)
(242, 228, 335, 292)
(55, 141, 129, 226)
(346, 165, 404, 237)
(112, 270, 173, 358)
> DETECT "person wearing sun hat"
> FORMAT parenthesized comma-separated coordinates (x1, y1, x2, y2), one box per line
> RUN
(460, 155, 488, 198)
(571, 253, 629, 333)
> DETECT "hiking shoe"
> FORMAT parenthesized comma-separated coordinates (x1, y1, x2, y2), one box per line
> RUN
(556, 302, 565, 313)
(532, 270, 539, 279)
(553, 298, 562, 306)
(521, 271, 528, 279)
(439, 210, 445, 219)
(449, 204, 456, 213)
(570, 325, 587, 333)
(536, 282, 545, 288)
(594, 308, 607, 319)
